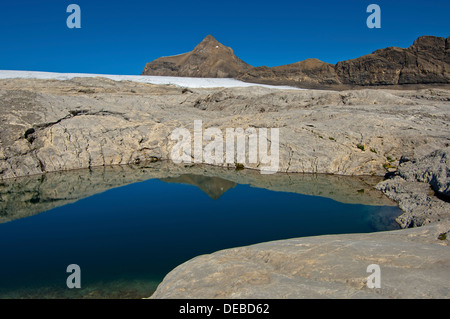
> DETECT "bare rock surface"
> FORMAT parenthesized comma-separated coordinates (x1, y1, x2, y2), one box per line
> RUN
(396, 146, 450, 196)
(1, 77, 449, 181)
(376, 177, 450, 228)
(375, 146, 450, 228)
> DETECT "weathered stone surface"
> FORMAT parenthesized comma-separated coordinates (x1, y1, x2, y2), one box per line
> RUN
(374, 146, 450, 228)
(1, 78, 449, 181)
(142, 35, 252, 78)
(376, 177, 450, 228)
(396, 146, 450, 197)
(150, 221, 450, 299)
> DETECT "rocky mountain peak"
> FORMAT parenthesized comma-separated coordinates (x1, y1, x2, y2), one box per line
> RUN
(191, 34, 236, 58)
(142, 35, 251, 78)
(199, 34, 220, 45)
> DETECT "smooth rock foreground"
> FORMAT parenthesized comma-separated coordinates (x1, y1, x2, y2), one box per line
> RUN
(150, 148, 450, 299)
(150, 221, 449, 299)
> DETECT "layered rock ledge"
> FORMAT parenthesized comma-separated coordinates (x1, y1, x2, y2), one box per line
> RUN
(1, 78, 449, 179)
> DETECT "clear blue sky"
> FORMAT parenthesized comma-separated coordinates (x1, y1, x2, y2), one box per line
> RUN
(0, 0, 448, 74)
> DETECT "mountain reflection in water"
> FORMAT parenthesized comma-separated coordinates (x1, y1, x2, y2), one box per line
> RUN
(0, 162, 402, 298)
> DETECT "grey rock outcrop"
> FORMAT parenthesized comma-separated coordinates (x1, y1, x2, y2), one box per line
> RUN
(397, 146, 450, 197)
(376, 177, 450, 228)
(375, 147, 450, 228)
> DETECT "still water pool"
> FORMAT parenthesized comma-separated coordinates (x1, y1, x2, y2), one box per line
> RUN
(0, 164, 401, 298)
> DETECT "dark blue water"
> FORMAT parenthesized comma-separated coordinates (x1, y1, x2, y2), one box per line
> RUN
(0, 175, 401, 298)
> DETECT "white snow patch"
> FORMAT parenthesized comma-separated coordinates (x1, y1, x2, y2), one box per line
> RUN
(0, 70, 302, 90)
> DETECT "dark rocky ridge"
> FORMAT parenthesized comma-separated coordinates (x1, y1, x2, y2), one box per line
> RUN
(335, 36, 450, 86)
(143, 35, 449, 89)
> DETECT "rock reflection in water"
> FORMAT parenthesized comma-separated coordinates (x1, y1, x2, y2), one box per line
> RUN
(1, 161, 398, 226)
(0, 162, 402, 299)
(160, 174, 236, 200)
